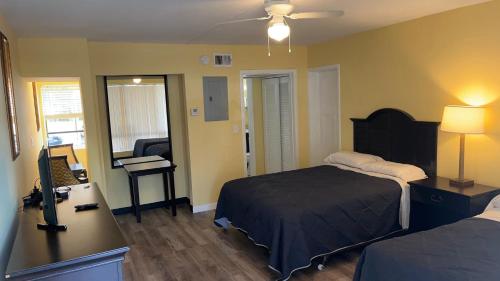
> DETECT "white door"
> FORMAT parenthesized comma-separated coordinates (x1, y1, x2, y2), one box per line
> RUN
(308, 67, 340, 166)
(279, 76, 294, 171)
(262, 78, 282, 173)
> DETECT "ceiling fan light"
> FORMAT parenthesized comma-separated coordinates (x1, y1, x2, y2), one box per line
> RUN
(267, 22, 290, 42)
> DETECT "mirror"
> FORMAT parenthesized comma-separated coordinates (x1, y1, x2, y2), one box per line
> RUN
(104, 75, 172, 168)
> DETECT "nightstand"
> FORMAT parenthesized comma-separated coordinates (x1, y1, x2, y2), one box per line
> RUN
(409, 176, 500, 232)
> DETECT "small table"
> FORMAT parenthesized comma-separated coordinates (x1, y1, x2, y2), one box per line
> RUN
(69, 163, 84, 173)
(409, 176, 500, 232)
(123, 160, 177, 223)
(69, 163, 88, 183)
(117, 155, 164, 166)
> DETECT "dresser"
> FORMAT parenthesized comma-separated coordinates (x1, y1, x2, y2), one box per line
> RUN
(409, 176, 500, 232)
(5, 183, 129, 281)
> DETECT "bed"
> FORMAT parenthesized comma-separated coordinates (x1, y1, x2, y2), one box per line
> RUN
(214, 108, 440, 280)
(353, 195, 500, 281)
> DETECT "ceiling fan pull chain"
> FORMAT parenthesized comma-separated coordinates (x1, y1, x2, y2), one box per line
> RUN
(268, 35, 271, 56)
(283, 17, 291, 53)
(288, 30, 291, 53)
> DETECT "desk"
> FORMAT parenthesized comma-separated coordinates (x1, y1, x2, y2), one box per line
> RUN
(124, 160, 177, 223)
(5, 183, 129, 281)
(117, 155, 164, 166)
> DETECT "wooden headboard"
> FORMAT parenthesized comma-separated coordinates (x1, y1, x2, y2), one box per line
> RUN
(350, 108, 440, 176)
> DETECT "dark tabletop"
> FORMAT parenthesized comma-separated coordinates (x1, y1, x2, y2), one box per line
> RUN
(123, 160, 174, 174)
(117, 155, 164, 166)
(5, 183, 129, 278)
(410, 176, 499, 197)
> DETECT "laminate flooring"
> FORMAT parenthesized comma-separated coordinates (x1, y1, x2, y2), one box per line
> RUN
(116, 205, 360, 281)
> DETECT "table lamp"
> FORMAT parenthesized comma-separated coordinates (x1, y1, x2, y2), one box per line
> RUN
(441, 105, 485, 187)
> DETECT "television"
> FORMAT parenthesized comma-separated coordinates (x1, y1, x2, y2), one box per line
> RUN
(37, 147, 67, 231)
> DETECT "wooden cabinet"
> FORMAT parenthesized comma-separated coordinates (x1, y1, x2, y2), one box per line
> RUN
(409, 177, 500, 232)
(5, 183, 129, 281)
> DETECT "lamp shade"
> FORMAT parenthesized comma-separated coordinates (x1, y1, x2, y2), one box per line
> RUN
(441, 105, 485, 134)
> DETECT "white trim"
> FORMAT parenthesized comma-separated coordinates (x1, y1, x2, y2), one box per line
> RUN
(239, 69, 299, 176)
(192, 202, 217, 213)
(244, 79, 257, 176)
(307, 64, 341, 166)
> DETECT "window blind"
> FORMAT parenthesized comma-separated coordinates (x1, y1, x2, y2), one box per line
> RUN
(41, 84, 82, 115)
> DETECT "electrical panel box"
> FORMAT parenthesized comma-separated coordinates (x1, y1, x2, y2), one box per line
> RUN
(203, 76, 229, 121)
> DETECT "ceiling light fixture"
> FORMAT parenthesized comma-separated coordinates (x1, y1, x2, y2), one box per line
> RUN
(267, 19, 290, 41)
(132, 78, 142, 84)
(267, 16, 291, 56)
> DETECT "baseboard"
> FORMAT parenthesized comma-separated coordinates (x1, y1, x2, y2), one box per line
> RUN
(112, 197, 190, 215)
(192, 202, 217, 213)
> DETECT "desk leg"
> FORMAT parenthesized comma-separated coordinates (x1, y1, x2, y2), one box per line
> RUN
(132, 176, 141, 223)
(168, 171, 177, 216)
(162, 172, 170, 210)
(128, 176, 135, 216)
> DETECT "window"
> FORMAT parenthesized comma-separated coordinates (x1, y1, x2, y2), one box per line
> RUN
(39, 83, 86, 149)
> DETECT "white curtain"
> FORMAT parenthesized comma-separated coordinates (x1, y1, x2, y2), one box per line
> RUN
(108, 84, 168, 152)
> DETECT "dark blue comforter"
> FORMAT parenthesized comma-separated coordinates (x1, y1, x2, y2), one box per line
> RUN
(354, 217, 500, 281)
(214, 165, 402, 280)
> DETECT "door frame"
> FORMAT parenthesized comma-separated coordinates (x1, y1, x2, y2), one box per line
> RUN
(307, 64, 341, 166)
(240, 69, 299, 176)
(244, 78, 256, 176)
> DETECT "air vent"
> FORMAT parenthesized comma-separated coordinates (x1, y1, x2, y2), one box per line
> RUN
(213, 53, 232, 67)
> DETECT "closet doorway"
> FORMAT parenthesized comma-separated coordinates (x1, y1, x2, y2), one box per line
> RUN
(308, 65, 341, 166)
(241, 70, 298, 177)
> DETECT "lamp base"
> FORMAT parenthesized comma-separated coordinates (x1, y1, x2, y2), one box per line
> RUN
(449, 178, 474, 187)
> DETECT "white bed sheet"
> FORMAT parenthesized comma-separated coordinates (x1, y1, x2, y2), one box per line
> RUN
(476, 194, 500, 223)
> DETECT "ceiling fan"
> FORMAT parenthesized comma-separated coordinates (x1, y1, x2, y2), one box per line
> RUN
(216, 0, 344, 55)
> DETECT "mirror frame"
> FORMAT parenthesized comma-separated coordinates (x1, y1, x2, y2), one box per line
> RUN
(1, 32, 20, 160)
(103, 74, 173, 169)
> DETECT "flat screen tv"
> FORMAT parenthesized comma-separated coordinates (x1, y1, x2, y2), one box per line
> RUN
(37, 147, 66, 231)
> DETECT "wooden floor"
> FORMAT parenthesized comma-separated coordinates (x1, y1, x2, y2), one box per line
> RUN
(116, 205, 360, 281)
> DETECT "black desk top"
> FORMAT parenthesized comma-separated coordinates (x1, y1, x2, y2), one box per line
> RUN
(117, 155, 164, 166)
(410, 176, 500, 197)
(124, 160, 175, 174)
(5, 183, 129, 279)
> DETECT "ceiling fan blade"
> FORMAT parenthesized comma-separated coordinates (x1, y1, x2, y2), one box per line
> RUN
(216, 16, 272, 26)
(287, 10, 344, 20)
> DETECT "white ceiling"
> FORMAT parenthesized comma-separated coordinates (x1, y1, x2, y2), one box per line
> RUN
(0, 0, 489, 45)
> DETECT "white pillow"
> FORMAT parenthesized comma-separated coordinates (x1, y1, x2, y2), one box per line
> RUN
(484, 195, 500, 211)
(360, 161, 427, 182)
(324, 151, 383, 169)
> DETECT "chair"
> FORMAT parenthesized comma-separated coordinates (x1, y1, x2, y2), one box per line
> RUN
(132, 138, 169, 157)
(49, 143, 87, 178)
(50, 156, 88, 187)
(49, 144, 79, 165)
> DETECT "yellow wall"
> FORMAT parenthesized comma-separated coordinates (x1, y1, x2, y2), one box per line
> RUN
(0, 15, 42, 276)
(88, 42, 309, 208)
(17, 38, 107, 200)
(15, 0, 499, 211)
(17, 39, 309, 208)
(308, 0, 500, 187)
